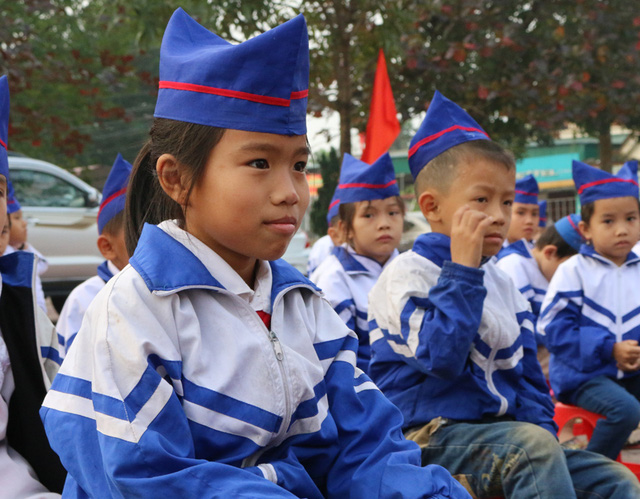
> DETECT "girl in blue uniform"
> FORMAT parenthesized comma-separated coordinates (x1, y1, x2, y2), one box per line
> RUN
(40, 9, 466, 498)
(311, 152, 404, 373)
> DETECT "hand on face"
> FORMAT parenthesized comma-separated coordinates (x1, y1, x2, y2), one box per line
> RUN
(450, 205, 495, 268)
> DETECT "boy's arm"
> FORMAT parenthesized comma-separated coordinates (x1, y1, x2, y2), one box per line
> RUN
(538, 264, 615, 372)
(302, 301, 470, 499)
(513, 308, 557, 436)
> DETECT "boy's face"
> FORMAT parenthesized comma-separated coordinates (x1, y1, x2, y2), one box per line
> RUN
(9, 209, 27, 248)
(580, 196, 640, 266)
(507, 202, 539, 243)
(429, 158, 515, 257)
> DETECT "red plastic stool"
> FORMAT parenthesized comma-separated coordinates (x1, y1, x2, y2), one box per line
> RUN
(553, 402, 640, 479)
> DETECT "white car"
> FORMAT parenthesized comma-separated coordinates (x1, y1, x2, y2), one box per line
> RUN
(399, 211, 431, 252)
(8, 155, 103, 310)
(282, 229, 310, 275)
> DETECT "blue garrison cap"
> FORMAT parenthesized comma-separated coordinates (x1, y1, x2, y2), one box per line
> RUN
(7, 181, 20, 214)
(326, 189, 341, 225)
(538, 200, 547, 227)
(97, 154, 132, 234)
(155, 8, 309, 136)
(573, 159, 639, 205)
(555, 214, 583, 252)
(338, 152, 399, 205)
(0, 76, 9, 180)
(515, 174, 539, 205)
(408, 90, 490, 179)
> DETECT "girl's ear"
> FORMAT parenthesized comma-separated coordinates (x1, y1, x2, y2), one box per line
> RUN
(578, 220, 591, 242)
(156, 154, 188, 206)
(418, 190, 441, 224)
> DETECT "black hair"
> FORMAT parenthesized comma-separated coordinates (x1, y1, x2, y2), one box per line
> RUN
(535, 224, 578, 259)
(580, 197, 640, 226)
(125, 118, 226, 256)
(414, 140, 515, 197)
(101, 211, 125, 237)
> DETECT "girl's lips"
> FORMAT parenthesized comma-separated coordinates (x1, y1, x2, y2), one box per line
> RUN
(377, 234, 394, 242)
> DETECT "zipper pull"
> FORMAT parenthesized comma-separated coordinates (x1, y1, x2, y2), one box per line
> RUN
(270, 330, 284, 361)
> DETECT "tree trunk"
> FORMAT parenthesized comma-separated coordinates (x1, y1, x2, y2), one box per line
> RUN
(333, 0, 352, 157)
(599, 123, 613, 173)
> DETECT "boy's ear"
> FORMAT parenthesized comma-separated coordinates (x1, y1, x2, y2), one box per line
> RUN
(418, 189, 441, 224)
(96, 234, 116, 261)
(156, 154, 188, 206)
(541, 244, 558, 260)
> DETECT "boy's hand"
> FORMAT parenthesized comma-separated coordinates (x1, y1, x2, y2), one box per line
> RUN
(450, 205, 494, 268)
(613, 340, 640, 372)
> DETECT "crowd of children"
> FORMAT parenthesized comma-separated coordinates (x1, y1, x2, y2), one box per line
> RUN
(2, 6, 640, 499)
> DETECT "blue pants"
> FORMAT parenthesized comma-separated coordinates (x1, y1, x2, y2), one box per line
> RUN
(573, 374, 640, 460)
(411, 420, 640, 498)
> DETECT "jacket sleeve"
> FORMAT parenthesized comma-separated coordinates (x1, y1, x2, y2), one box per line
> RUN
(303, 300, 470, 499)
(513, 309, 557, 436)
(313, 264, 357, 333)
(372, 260, 487, 379)
(538, 265, 615, 372)
(41, 286, 300, 498)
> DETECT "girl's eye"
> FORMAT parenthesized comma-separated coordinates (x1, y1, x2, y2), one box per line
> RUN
(249, 159, 269, 169)
(476, 197, 488, 203)
(389, 210, 400, 216)
(293, 161, 307, 173)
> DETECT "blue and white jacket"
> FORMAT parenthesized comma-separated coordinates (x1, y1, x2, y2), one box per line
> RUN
(40, 221, 468, 499)
(496, 240, 549, 342)
(56, 260, 118, 354)
(368, 232, 556, 435)
(311, 245, 397, 373)
(538, 245, 640, 401)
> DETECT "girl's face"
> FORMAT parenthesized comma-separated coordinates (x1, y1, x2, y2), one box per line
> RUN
(347, 197, 403, 265)
(184, 130, 310, 281)
(507, 202, 539, 243)
(580, 196, 640, 266)
(9, 209, 27, 248)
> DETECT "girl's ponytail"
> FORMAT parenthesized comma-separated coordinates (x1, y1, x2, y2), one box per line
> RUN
(124, 118, 225, 256)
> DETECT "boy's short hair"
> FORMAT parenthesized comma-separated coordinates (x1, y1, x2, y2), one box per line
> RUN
(101, 211, 125, 236)
(414, 140, 515, 197)
(581, 198, 640, 226)
(535, 224, 579, 259)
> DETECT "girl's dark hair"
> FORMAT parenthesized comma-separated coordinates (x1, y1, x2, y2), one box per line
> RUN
(339, 195, 406, 246)
(125, 118, 226, 256)
(534, 224, 578, 259)
(580, 202, 595, 226)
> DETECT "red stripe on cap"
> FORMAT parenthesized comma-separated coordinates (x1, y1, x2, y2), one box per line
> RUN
(408, 125, 489, 158)
(577, 177, 639, 194)
(338, 179, 397, 189)
(567, 215, 581, 236)
(514, 189, 538, 196)
(328, 198, 340, 210)
(98, 187, 127, 218)
(159, 81, 308, 107)
(0, 138, 6, 150)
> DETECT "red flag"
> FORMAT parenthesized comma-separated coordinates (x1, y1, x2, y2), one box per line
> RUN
(360, 49, 401, 164)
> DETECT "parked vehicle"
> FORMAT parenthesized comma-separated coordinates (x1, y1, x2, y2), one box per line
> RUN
(282, 229, 311, 275)
(399, 210, 431, 252)
(8, 155, 103, 311)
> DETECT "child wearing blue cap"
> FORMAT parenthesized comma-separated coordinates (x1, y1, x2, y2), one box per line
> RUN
(56, 153, 132, 353)
(311, 152, 404, 373)
(539, 159, 640, 460)
(3, 180, 49, 312)
(368, 90, 640, 497)
(0, 75, 65, 495)
(306, 189, 343, 275)
(497, 174, 540, 258)
(40, 10, 466, 498)
(497, 214, 583, 336)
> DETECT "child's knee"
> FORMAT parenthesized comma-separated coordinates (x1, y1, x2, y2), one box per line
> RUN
(509, 423, 562, 460)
